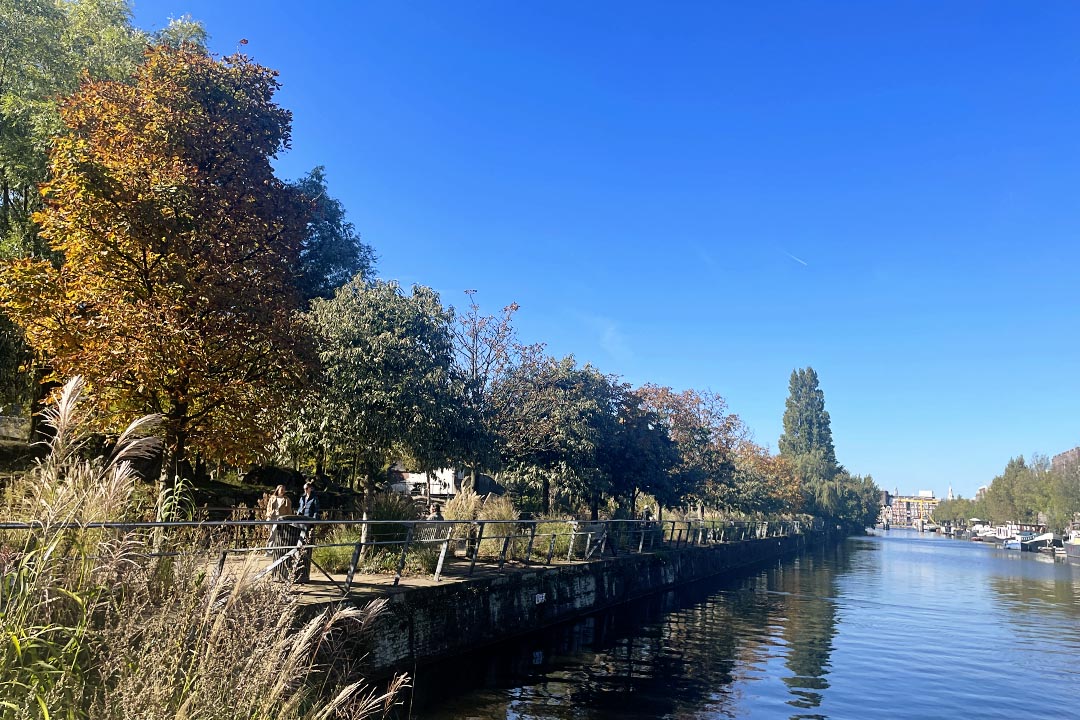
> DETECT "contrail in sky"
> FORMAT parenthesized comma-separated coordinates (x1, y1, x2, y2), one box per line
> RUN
(783, 251, 808, 266)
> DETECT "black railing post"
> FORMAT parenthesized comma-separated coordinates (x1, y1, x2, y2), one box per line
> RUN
(434, 535, 450, 582)
(345, 541, 363, 592)
(524, 522, 538, 566)
(468, 521, 485, 576)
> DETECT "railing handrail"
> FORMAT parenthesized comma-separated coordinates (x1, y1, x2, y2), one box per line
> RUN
(1, 515, 824, 593)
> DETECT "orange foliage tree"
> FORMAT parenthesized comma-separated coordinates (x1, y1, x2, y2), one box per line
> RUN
(731, 440, 802, 515)
(0, 46, 313, 477)
(635, 384, 746, 514)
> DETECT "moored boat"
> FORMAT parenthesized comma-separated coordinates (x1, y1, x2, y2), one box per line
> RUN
(1020, 532, 1055, 552)
(1064, 527, 1080, 563)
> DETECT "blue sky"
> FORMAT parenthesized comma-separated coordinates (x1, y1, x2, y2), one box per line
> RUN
(133, 1, 1080, 499)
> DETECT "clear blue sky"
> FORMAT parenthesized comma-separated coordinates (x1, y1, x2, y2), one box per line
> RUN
(133, 1, 1080, 499)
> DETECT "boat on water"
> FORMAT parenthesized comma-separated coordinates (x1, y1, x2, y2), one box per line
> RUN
(1002, 532, 1032, 551)
(1064, 527, 1080, 563)
(1020, 532, 1055, 552)
(974, 526, 1011, 544)
(981, 524, 1046, 550)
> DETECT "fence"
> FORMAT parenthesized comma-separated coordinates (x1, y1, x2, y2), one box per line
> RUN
(0, 516, 824, 598)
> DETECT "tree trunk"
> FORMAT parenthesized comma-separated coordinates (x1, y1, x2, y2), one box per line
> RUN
(27, 365, 59, 444)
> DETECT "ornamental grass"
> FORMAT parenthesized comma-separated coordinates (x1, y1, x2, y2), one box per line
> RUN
(0, 377, 405, 720)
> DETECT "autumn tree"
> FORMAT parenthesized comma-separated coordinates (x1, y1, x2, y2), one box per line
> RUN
(636, 384, 744, 517)
(0, 0, 160, 409)
(449, 290, 534, 487)
(304, 277, 464, 507)
(0, 46, 314, 479)
(730, 441, 801, 516)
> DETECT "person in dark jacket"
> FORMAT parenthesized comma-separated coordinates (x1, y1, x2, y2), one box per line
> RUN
(297, 481, 320, 519)
(296, 481, 321, 544)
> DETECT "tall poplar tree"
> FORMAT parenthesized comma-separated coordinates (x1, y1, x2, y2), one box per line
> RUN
(778, 367, 838, 473)
(778, 366, 843, 516)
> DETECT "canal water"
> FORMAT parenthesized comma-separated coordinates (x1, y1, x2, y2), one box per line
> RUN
(407, 530, 1080, 719)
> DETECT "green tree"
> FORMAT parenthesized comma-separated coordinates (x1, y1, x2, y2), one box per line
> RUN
(490, 355, 616, 515)
(0, 46, 313, 479)
(598, 385, 680, 517)
(1047, 458, 1080, 531)
(984, 456, 1029, 523)
(289, 166, 376, 304)
(0, 0, 146, 257)
(305, 278, 463, 508)
(153, 13, 208, 50)
(778, 367, 838, 471)
(779, 367, 845, 518)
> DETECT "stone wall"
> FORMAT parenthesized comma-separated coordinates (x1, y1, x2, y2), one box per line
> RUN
(360, 531, 824, 676)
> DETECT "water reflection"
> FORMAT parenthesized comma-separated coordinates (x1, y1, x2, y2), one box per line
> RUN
(413, 542, 857, 719)
(410, 535, 1080, 719)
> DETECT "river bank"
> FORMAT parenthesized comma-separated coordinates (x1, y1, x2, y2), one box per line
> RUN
(342, 527, 836, 677)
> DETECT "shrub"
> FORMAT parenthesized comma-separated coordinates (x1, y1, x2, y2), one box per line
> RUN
(312, 525, 438, 576)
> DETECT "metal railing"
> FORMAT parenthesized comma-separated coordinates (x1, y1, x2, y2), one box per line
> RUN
(0, 516, 823, 597)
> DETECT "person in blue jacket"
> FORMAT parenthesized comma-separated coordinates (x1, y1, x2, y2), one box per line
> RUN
(297, 481, 320, 519)
(296, 481, 320, 542)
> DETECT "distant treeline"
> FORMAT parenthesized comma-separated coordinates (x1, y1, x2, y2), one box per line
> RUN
(933, 455, 1080, 530)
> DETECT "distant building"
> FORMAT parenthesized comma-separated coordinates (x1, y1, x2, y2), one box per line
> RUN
(946, 485, 954, 501)
(882, 492, 939, 527)
(975, 485, 988, 502)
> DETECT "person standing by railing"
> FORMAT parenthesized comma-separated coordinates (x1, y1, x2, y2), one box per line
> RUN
(265, 484, 292, 550)
(297, 481, 320, 530)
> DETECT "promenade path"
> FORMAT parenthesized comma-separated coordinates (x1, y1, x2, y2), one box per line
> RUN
(217, 547, 607, 606)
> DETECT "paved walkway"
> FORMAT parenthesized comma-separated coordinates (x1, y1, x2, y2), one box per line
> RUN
(217, 549, 599, 606)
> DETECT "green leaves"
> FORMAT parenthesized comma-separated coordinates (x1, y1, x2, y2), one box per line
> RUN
(778, 367, 879, 524)
(305, 277, 462, 487)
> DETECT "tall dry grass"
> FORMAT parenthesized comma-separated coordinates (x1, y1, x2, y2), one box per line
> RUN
(442, 490, 528, 559)
(0, 377, 405, 719)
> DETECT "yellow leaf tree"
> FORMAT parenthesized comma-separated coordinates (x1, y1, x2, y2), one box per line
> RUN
(0, 45, 314, 479)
